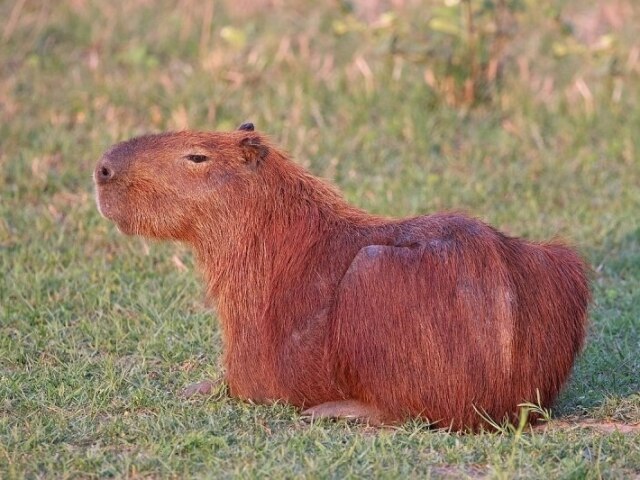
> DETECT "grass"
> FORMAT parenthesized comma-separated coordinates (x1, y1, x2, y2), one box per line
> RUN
(1, 0, 639, 477)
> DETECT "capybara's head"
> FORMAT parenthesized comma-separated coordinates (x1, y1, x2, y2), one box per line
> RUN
(94, 123, 269, 240)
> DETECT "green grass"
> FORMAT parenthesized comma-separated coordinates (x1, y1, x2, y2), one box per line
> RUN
(1, 0, 639, 477)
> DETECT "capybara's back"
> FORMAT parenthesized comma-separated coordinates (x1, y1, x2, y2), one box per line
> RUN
(94, 127, 590, 431)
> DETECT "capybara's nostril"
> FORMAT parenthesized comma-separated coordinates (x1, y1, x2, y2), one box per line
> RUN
(96, 163, 115, 184)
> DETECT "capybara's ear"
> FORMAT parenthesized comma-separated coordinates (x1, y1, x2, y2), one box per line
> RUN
(240, 136, 268, 167)
(238, 122, 255, 131)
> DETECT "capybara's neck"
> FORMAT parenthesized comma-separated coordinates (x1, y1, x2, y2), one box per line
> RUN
(191, 148, 378, 325)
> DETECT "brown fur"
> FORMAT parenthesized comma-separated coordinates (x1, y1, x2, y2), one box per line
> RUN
(94, 126, 590, 431)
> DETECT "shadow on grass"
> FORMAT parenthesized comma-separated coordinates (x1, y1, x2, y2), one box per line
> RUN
(556, 226, 640, 420)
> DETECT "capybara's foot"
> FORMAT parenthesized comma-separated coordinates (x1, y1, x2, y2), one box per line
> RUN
(302, 400, 384, 425)
(181, 378, 223, 398)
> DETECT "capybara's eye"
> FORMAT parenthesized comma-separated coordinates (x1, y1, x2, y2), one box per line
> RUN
(185, 154, 209, 163)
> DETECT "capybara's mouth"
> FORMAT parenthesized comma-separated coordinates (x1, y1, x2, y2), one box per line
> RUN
(95, 187, 135, 234)
(95, 187, 117, 220)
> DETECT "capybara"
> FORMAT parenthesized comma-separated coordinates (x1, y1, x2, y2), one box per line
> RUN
(94, 123, 590, 430)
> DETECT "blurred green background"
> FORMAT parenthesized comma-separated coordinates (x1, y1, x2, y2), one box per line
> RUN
(1, 0, 639, 477)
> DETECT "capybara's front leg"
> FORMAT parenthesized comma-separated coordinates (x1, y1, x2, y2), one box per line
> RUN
(181, 377, 224, 398)
(302, 400, 384, 425)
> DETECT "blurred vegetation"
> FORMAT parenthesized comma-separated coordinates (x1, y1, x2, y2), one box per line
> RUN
(1, 0, 639, 478)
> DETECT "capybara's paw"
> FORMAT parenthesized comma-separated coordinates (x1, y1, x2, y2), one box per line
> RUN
(302, 400, 384, 426)
(181, 378, 222, 398)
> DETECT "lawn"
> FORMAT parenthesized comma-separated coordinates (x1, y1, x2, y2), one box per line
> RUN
(1, 0, 639, 478)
